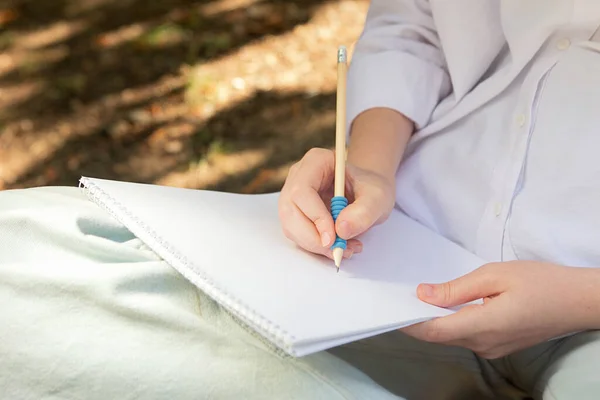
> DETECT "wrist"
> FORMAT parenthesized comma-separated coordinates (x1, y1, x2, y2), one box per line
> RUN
(347, 108, 413, 183)
(572, 266, 600, 330)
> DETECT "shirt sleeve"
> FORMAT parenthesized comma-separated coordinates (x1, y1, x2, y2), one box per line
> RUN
(346, 0, 451, 133)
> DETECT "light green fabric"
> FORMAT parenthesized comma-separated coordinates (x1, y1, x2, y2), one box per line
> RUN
(0, 186, 599, 399)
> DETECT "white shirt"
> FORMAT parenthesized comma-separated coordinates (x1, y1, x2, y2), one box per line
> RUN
(346, 1, 600, 266)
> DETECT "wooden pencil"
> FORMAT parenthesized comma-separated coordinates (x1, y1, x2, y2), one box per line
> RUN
(333, 45, 347, 271)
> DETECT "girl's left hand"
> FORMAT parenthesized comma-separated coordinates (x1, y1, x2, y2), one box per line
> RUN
(401, 261, 600, 359)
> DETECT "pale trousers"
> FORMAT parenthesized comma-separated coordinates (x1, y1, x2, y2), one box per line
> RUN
(1, 186, 598, 399)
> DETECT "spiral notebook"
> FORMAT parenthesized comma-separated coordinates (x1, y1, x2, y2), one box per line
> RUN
(79, 176, 485, 357)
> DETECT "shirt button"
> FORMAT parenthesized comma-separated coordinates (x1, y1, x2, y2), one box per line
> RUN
(493, 202, 502, 217)
(515, 114, 526, 127)
(556, 38, 571, 50)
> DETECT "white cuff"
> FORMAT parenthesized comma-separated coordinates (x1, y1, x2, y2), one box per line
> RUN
(346, 50, 449, 134)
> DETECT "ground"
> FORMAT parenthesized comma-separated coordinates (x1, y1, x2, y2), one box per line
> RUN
(0, 0, 368, 193)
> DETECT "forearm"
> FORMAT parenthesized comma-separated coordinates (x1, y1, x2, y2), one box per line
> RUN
(347, 107, 414, 183)
(574, 266, 600, 329)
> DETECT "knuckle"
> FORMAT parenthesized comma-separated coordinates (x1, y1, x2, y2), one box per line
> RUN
(442, 283, 454, 304)
(288, 161, 300, 175)
(304, 147, 333, 165)
(313, 215, 330, 231)
(479, 263, 505, 286)
(305, 147, 327, 159)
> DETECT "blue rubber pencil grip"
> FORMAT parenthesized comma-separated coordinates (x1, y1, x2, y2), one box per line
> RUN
(330, 196, 348, 250)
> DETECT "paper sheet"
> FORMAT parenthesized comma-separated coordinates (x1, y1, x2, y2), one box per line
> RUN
(81, 177, 486, 356)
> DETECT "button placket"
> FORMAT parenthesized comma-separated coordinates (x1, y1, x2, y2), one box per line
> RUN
(474, 94, 537, 260)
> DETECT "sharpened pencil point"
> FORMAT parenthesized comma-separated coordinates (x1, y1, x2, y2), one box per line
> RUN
(333, 247, 343, 270)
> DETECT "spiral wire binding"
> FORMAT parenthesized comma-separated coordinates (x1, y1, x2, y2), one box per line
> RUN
(78, 177, 297, 358)
(330, 196, 348, 250)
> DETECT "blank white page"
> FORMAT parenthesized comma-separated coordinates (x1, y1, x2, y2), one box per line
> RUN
(80, 177, 486, 356)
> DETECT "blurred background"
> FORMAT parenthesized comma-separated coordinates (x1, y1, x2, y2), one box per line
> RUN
(0, 0, 368, 193)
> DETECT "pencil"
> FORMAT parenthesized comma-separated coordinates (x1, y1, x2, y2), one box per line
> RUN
(332, 45, 348, 271)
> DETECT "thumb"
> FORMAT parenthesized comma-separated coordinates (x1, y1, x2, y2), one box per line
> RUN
(416, 264, 504, 308)
(334, 192, 386, 239)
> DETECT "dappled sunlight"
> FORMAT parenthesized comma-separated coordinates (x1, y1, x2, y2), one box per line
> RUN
(158, 147, 270, 189)
(183, 0, 363, 131)
(15, 20, 87, 49)
(63, 0, 119, 17)
(0, 0, 368, 192)
(93, 22, 147, 49)
(199, 0, 261, 17)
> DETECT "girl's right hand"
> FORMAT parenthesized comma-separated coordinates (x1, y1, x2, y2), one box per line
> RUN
(278, 147, 397, 261)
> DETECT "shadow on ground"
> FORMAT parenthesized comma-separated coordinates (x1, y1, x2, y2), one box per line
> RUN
(0, 0, 358, 192)
(11, 89, 336, 192)
(0, 0, 339, 132)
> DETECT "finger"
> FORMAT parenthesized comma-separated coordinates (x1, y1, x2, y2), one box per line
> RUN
(416, 263, 506, 308)
(292, 202, 362, 257)
(401, 303, 486, 344)
(294, 193, 363, 254)
(283, 202, 354, 259)
(334, 239, 362, 259)
(334, 189, 385, 240)
(279, 193, 361, 258)
(291, 187, 335, 247)
(294, 148, 335, 193)
(288, 203, 330, 256)
(347, 239, 363, 254)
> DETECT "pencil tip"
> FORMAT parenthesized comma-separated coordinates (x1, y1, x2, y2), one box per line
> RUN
(333, 248, 343, 270)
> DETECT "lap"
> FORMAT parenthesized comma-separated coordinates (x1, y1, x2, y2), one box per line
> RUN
(0, 186, 398, 400)
(330, 330, 512, 400)
(4, 186, 597, 400)
(503, 330, 600, 400)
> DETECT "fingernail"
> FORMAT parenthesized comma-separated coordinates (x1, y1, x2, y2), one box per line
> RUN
(321, 232, 331, 247)
(421, 284, 435, 297)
